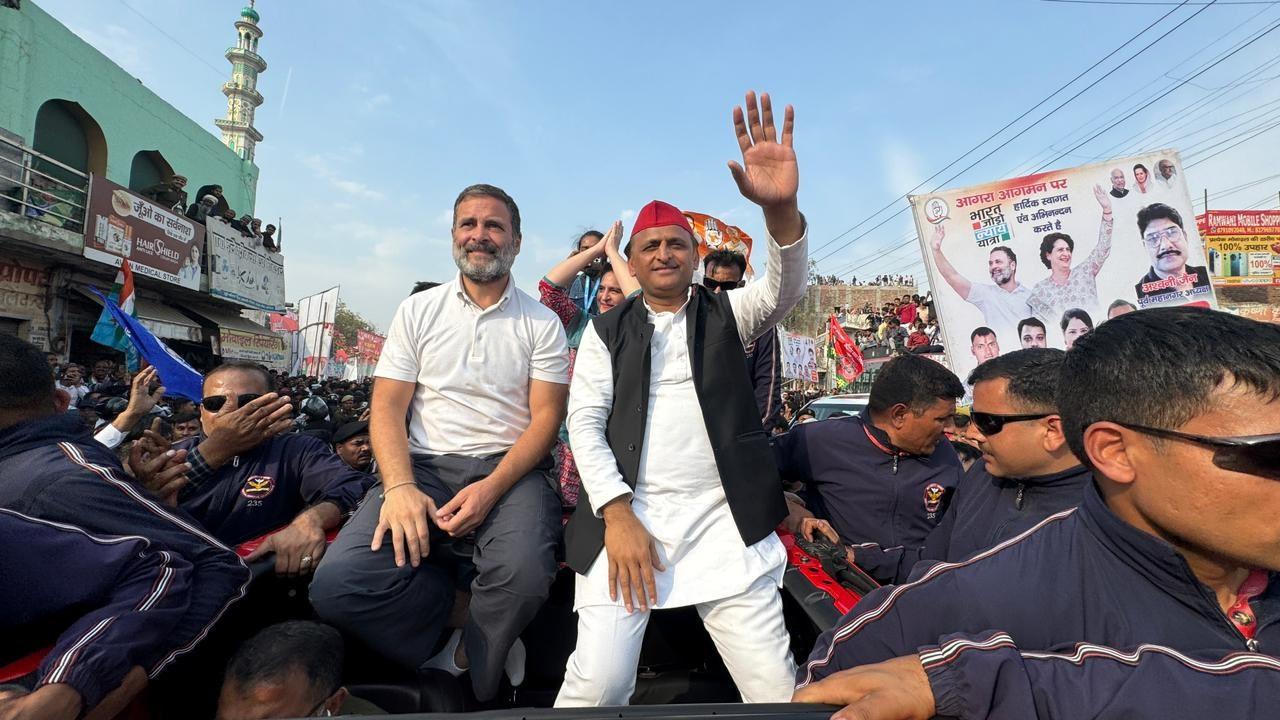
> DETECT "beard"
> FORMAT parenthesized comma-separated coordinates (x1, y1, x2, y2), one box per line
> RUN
(453, 238, 517, 283)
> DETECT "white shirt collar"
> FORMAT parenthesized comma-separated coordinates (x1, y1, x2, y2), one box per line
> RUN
(452, 272, 516, 312)
(642, 287, 693, 320)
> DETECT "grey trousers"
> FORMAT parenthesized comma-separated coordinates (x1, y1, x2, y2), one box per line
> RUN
(310, 453, 560, 701)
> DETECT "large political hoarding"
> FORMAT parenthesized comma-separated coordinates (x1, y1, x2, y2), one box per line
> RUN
(206, 217, 287, 311)
(910, 150, 1217, 393)
(1196, 210, 1280, 287)
(83, 175, 205, 290)
(296, 286, 339, 377)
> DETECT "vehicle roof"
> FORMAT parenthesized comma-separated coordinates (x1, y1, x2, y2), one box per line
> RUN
(808, 394, 870, 404)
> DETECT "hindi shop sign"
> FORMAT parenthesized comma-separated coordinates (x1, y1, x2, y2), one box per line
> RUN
(206, 217, 287, 311)
(215, 327, 288, 369)
(83, 176, 204, 290)
(911, 150, 1217, 392)
(1196, 210, 1280, 287)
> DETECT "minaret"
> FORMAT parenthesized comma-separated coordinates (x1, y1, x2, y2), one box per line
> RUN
(215, 1, 267, 162)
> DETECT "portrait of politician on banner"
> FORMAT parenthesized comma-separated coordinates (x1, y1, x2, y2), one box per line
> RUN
(910, 149, 1217, 394)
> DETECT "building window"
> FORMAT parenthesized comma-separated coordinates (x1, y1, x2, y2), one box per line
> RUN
(128, 150, 174, 195)
(32, 99, 106, 182)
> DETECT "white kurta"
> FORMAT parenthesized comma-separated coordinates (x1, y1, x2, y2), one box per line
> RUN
(567, 227, 808, 610)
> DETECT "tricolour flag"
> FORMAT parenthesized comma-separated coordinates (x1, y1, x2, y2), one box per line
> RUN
(829, 314, 865, 382)
(89, 287, 204, 400)
(90, 261, 141, 371)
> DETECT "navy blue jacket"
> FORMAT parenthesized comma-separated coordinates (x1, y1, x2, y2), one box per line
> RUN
(854, 460, 1091, 584)
(798, 481, 1279, 691)
(0, 508, 196, 709)
(745, 326, 783, 433)
(919, 630, 1280, 719)
(176, 432, 375, 546)
(774, 412, 962, 550)
(0, 414, 248, 682)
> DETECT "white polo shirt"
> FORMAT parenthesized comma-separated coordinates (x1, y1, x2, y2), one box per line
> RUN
(375, 273, 570, 457)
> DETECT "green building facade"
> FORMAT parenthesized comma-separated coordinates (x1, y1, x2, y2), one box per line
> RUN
(0, 1, 285, 369)
(0, 0, 259, 212)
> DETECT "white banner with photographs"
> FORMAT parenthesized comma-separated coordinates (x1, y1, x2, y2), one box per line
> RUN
(781, 331, 818, 383)
(296, 286, 339, 377)
(206, 217, 286, 311)
(910, 150, 1217, 396)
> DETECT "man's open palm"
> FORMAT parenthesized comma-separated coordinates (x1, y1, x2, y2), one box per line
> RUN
(729, 91, 798, 209)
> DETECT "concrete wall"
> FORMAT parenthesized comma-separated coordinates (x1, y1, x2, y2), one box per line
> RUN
(0, 1, 258, 213)
(783, 283, 920, 338)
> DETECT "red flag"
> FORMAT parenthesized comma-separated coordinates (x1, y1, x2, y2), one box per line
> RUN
(829, 314, 865, 382)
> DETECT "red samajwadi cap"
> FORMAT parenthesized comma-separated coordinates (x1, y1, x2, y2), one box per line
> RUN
(630, 200, 693, 239)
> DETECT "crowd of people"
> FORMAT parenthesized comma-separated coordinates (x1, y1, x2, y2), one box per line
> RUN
(171, 179, 280, 253)
(830, 294, 946, 355)
(5, 91, 1280, 720)
(810, 274, 915, 287)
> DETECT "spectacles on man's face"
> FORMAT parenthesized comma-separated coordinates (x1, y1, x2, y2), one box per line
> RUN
(1115, 422, 1280, 480)
(703, 278, 743, 293)
(201, 393, 263, 413)
(1142, 226, 1183, 247)
(971, 411, 1053, 436)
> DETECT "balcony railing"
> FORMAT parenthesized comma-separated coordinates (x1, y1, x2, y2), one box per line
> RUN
(222, 81, 264, 106)
(225, 46, 266, 68)
(0, 133, 89, 231)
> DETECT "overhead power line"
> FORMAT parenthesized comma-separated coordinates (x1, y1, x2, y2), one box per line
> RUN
(1031, 15, 1280, 172)
(114, 0, 227, 79)
(815, 1, 1218, 273)
(806, 0, 1196, 263)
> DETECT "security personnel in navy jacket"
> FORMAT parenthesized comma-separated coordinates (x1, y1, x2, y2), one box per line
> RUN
(0, 336, 248, 718)
(774, 353, 965, 552)
(0, 508, 196, 718)
(795, 307, 1280, 712)
(853, 349, 1091, 585)
(162, 361, 374, 576)
(798, 630, 1280, 719)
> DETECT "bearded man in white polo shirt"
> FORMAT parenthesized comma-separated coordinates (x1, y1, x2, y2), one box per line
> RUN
(555, 91, 808, 706)
(311, 184, 570, 702)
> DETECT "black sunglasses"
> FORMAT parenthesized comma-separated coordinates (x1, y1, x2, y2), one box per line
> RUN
(201, 393, 263, 413)
(703, 278, 743, 293)
(1116, 422, 1280, 480)
(971, 411, 1053, 436)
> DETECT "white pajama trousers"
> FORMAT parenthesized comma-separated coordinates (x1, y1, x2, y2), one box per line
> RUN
(554, 575, 797, 707)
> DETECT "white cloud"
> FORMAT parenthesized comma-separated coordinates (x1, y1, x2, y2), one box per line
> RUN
(299, 153, 384, 201)
(284, 220, 447, 331)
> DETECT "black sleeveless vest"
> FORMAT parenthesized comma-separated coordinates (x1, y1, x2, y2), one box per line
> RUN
(563, 286, 788, 573)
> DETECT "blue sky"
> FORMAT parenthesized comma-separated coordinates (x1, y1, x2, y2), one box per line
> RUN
(39, 0, 1280, 331)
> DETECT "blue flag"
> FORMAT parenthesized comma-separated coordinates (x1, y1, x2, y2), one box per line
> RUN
(89, 287, 204, 401)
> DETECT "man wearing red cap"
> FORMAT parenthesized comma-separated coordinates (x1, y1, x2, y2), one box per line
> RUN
(556, 91, 807, 706)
